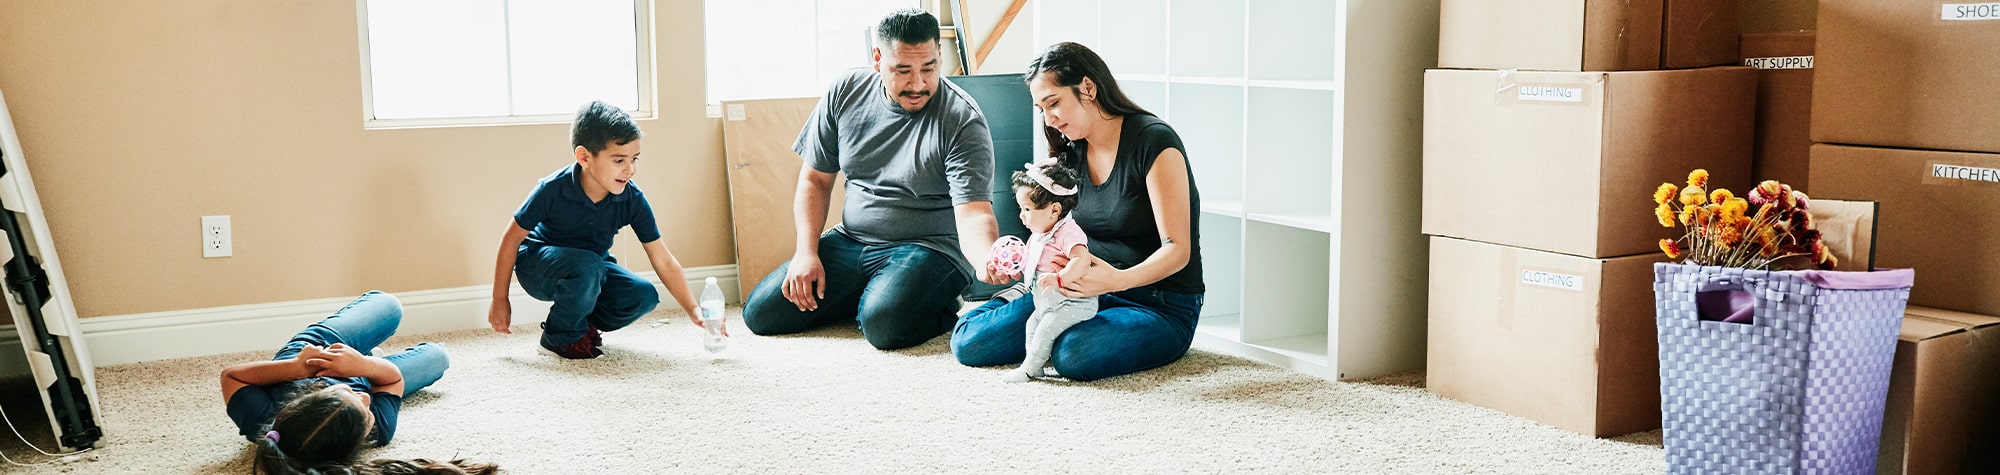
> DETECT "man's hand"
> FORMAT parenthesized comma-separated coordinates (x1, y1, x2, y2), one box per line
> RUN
(487, 298, 512, 334)
(978, 260, 1015, 285)
(782, 254, 826, 312)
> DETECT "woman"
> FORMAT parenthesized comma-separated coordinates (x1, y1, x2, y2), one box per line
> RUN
(219, 291, 494, 474)
(952, 42, 1204, 382)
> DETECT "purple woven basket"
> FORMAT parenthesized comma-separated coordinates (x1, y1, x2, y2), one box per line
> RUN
(1654, 263, 1911, 475)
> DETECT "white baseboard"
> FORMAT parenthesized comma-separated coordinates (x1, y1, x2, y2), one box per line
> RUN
(0, 265, 737, 370)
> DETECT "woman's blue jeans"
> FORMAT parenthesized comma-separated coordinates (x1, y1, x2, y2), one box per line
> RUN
(273, 291, 448, 397)
(742, 232, 970, 350)
(952, 286, 1203, 381)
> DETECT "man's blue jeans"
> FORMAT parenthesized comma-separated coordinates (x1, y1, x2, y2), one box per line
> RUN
(274, 291, 448, 397)
(515, 244, 660, 349)
(952, 286, 1203, 381)
(742, 232, 970, 350)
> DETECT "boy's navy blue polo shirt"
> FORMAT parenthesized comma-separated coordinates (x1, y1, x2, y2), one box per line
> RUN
(513, 163, 661, 256)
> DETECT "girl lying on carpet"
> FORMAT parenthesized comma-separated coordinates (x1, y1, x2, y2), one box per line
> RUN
(986, 158, 1097, 383)
(217, 291, 495, 474)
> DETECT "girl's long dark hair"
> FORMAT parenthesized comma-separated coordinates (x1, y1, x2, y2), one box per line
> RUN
(1024, 42, 1155, 161)
(253, 380, 497, 475)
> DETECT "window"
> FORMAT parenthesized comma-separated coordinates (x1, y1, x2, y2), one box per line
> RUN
(358, 0, 651, 127)
(703, 0, 920, 105)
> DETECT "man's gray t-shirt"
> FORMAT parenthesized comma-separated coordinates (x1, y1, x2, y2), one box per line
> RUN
(794, 68, 994, 279)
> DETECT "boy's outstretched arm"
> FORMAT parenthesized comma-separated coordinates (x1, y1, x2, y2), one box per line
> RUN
(641, 238, 712, 334)
(488, 220, 532, 333)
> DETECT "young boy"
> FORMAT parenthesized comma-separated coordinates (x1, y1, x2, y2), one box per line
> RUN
(487, 100, 713, 359)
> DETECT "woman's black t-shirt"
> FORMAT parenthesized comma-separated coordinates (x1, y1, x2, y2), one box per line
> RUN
(1061, 113, 1204, 294)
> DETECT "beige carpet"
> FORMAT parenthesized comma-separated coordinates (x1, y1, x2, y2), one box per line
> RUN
(2, 307, 1664, 473)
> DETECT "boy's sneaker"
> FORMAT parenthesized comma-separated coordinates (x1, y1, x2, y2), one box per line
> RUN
(538, 323, 602, 359)
(585, 324, 603, 347)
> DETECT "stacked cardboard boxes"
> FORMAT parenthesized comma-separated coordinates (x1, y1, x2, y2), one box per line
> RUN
(1423, 0, 1749, 437)
(1805, 1, 2000, 471)
(1742, 30, 1815, 189)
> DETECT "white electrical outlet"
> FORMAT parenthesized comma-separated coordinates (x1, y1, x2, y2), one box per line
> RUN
(202, 215, 231, 258)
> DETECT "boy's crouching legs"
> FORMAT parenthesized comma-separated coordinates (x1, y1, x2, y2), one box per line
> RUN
(587, 262, 660, 334)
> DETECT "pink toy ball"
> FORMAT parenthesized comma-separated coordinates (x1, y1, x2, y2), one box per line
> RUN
(990, 235, 1026, 277)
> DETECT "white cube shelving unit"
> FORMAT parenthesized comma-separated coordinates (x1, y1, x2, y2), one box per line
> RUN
(1034, 0, 1437, 380)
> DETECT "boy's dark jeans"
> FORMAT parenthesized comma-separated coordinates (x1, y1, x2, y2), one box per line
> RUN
(515, 243, 659, 348)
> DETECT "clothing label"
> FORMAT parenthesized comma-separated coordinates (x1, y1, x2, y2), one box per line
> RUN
(1520, 269, 1584, 291)
(1932, 163, 2000, 183)
(1743, 56, 1814, 69)
(725, 104, 747, 121)
(1517, 86, 1583, 103)
(1943, 3, 2000, 20)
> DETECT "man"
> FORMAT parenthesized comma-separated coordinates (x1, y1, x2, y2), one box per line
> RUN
(741, 8, 1000, 350)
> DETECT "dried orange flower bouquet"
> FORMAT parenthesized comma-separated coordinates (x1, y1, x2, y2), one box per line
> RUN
(1652, 169, 1836, 270)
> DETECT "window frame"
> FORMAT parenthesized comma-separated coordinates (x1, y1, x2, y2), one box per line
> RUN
(354, 0, 657, 130)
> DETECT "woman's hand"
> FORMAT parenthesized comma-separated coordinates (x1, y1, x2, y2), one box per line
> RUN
(1054, 247, 1124, 298)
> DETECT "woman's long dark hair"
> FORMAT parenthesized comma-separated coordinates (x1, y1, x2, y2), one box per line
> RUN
(253, 380, 497, 475)
(1024, 42, 1156, 161)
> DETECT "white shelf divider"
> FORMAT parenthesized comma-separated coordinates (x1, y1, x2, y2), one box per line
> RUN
(1245, 79, 1339, 91)
(1246, 208, 1333, 233)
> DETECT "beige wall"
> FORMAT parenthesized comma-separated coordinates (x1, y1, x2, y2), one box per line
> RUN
(0, 0, 731, 317)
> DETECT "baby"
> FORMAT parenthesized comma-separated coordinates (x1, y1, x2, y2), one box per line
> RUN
(987, 158, 1097, 383)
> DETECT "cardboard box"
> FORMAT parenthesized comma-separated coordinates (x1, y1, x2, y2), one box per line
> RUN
(1426, 236, 1665, 437)
(1814, 0, 2000, 154)
(1878, 306, 2000, 475)
(1438, 0, 1737, 71)
(1741, 0, 1817, 33)
(1422, 67, 1755, 258)
(1661, 0, 1741, 68)
(1809, 144, 2000, 317)
(1742, 31, 1815, 188)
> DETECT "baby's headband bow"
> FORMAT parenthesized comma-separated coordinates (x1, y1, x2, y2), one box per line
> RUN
(1025, 158, 1077, 196)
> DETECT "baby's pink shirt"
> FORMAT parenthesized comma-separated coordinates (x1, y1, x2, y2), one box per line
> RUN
(1033, 219, 1089, 274)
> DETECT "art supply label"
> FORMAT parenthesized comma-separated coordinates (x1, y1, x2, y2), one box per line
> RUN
(1743, 56, 1814, 69)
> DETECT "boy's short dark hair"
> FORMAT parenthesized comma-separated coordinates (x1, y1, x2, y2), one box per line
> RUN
(874, 8, 940, 49)
(571, 100, 642, 154)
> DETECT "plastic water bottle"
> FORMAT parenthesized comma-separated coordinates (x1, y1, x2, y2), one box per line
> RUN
(699, 276, 727, 353)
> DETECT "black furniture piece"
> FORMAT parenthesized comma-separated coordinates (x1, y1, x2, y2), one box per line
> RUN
(946, 73, 1033, 300)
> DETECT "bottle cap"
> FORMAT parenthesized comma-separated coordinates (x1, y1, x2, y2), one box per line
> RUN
(706, 276, 717, 284)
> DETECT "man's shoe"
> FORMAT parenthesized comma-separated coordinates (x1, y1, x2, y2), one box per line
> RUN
(585, 325, 603, 347)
